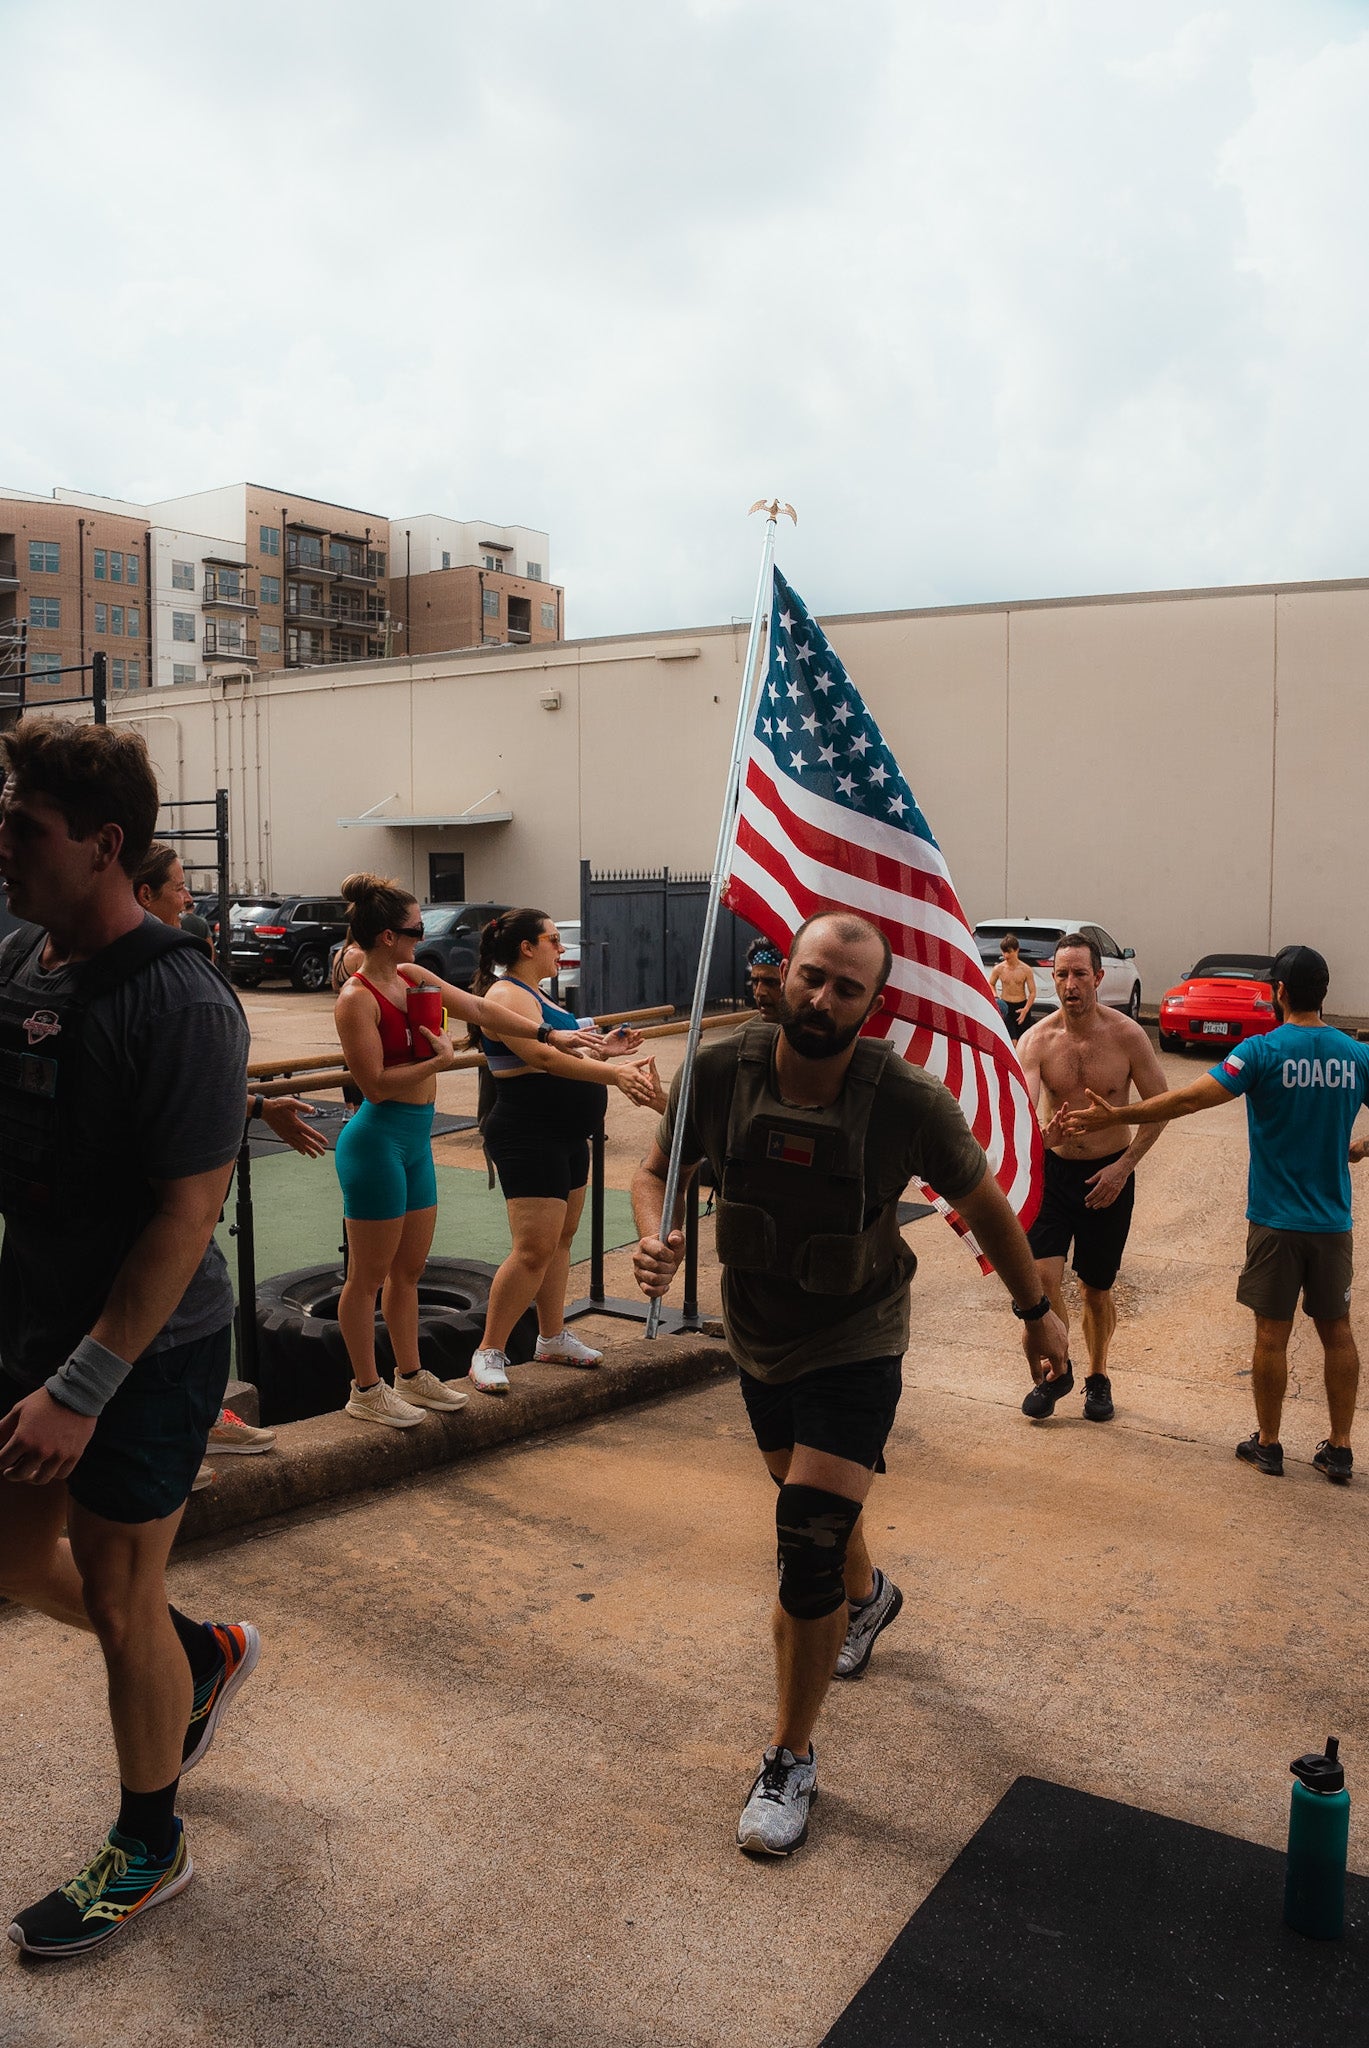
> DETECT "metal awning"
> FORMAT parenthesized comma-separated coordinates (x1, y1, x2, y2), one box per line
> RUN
(336, 810, 513, 829)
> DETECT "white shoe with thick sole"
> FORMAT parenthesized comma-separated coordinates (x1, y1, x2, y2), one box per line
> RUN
(534, 1330, 603, 1368)
(344, 1379, 426, 1428)
(394, 1368, 468, 1412)
(469, 1348, 511, 1395)
(834, 1569, 904, 1680)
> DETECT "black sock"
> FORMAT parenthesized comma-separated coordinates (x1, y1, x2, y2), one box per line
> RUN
(168, 1605, 222, 1686)
(117, 1779, 179, 1859)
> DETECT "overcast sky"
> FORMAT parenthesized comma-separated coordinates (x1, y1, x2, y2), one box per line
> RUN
(3, 0, 1365, 636)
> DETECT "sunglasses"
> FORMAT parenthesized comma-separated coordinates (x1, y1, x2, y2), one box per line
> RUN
(393, 922, 425, 940)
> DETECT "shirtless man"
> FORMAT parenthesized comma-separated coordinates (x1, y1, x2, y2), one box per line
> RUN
(988, 934, 1036, 1042)
(1015, 932, 1167, 1421)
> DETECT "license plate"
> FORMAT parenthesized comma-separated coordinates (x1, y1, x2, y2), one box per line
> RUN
(1201, 1021, 1231, 1036)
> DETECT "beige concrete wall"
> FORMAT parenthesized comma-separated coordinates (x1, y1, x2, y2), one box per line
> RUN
(107, 575, 1369, 1010)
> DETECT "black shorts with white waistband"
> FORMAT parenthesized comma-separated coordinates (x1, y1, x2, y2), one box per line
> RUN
(1027, 1149, 1135, 1291)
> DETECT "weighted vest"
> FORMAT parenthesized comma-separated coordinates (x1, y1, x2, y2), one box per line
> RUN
(712, 1021, 908, 1295)
(0, 918, 212, 1222)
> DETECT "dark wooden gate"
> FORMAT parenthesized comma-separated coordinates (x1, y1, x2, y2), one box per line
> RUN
(578, 863, 764, 1016)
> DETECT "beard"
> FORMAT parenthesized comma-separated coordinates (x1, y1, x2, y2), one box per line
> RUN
(1272, 991, 1285, 1023)
(776, 993, 867, 1061)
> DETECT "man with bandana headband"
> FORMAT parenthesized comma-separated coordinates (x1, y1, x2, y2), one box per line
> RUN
(744, 937, 784, 1023)
(632, 911, 1067, 1857)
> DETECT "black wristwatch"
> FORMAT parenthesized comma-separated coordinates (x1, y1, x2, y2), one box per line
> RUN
(250, 1094, 265, 1120)
(536, 1024, 552, 1044)
(1012, 1293, 1052, 1322)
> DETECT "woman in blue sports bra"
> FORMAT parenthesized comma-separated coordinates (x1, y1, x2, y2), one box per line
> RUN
(332, 877, 605, 1428)
(468, 907, 653, 1394)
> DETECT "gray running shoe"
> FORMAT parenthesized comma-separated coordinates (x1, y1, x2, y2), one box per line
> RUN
(834, 1569, 904, 1680)
(736, 1745, 817, 1857)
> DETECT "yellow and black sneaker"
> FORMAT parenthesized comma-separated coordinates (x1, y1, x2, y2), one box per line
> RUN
(8, 1822, 192, 1958)
(182, 1620, 260, 1772)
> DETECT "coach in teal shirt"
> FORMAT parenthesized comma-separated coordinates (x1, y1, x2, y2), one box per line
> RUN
(1061, 945, 1364, 1485)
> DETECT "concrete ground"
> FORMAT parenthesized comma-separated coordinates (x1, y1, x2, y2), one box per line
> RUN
(2, 993, 1366, 2045)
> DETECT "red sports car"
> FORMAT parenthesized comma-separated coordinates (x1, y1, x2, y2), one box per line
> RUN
(1158, 954, 1277, 1054)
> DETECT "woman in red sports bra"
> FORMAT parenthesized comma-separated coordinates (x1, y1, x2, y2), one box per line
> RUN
(331, 872, 617, 1429)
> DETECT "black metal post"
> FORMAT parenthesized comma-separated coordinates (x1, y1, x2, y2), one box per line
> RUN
(588, 1124, 606, 1307)
(91, 650, 107, 725)
(215, 787, 230, 973)
(230, 1133, 260, 1383)
(565, 1121, 704, 1335)
(682, 1187, 700, 1327)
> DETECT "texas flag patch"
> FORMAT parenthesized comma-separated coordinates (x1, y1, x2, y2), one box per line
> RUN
(1222, 1052, 1245, 1076)
(767, 1130, 816, 1168)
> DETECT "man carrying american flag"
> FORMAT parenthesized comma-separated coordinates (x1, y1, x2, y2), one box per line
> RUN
(630, 572, 1067, 1859)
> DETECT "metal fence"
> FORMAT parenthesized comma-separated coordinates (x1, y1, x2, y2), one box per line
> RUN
(578, 862, 764, 1015)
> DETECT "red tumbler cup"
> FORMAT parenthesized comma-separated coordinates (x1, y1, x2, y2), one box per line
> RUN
(406, 987, 445, 1060)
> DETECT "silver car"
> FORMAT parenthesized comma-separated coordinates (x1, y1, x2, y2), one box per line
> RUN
(972, 918, 1141, 1019)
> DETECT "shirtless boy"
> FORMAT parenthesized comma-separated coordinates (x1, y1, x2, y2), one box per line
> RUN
(988, 935, 1036, 1042)
(1015, 933, 1167, 1421)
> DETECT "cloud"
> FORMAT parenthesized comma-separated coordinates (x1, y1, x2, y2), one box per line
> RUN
(1, 0, 1365, 634)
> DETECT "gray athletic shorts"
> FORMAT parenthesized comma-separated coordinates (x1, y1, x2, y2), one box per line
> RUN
(1236, 1223, 1353, 1322)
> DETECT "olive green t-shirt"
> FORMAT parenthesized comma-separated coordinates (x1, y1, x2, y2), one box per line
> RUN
(658, 1033, 987, 1382)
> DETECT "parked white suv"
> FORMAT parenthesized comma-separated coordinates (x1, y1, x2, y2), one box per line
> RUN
(971, 918, 1142, 1019)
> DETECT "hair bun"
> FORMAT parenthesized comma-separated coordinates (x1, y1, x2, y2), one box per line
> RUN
(341, 871, 379, 905)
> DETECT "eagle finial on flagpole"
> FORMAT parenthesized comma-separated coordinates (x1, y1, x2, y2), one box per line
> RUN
(748, 497, 797, 524)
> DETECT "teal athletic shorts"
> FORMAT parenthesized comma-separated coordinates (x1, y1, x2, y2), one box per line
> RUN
(333, 1098, 438, 1221)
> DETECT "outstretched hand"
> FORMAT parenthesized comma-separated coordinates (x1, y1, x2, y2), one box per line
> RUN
(1062, 1089, 1123, 1138)
(262, 1096, 328, 1158)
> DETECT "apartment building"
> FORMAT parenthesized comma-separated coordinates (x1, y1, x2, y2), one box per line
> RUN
(0, 490, 152, 708)
(391, 512, 562, 655)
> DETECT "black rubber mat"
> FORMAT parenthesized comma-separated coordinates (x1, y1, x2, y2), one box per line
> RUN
(245, 1096, 477, 1157)
(896, 1199, 936, 1224)
(820, 1776, 1367, 2046)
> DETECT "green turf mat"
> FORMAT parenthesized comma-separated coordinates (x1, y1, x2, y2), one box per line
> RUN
(216, 1151, 640, 1294)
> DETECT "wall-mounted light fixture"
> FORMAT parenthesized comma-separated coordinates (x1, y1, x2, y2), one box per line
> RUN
(540, 689, 562, 711)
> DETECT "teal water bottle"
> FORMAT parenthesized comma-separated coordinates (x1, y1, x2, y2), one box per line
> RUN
(1284, 1736, 1350, 1939)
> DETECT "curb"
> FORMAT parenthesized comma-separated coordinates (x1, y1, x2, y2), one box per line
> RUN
(181, 1335, 733, 1544)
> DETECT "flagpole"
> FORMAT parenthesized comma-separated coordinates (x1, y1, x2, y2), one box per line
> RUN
(644, 499, 793, 1338)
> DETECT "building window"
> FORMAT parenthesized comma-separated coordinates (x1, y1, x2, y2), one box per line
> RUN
(208, 567, 240, 602)
(111, 658, 125, 688)
(541, 602, 557, 631)
(482, 554, 500, 572)
(28, 540, 60, 573)
(369, 550, 386, 577)
(482, 588, 499, 618)
(126, 658, 140, 686)
(172, 612, 195, 642)
(260, 624, 281, 654)
(109, 552, 123, 583)
(291, 533, 323, 569)
(441, 550, 451, 570)
(94, 549, 106, 580)
(126, 554, 139, 586)
(126, 606, 140, 637)
(260, 573, 280, 606)
(29, 596, 60, 628)
(172, 559, 195, 591)
(173, 662, 196, 684)
(29, 650, 61, 684)
(260, 525, 280, 556)
(111, 605, 124, 635)
(527, 561, 542, 582)
(94, 603, 107, 633)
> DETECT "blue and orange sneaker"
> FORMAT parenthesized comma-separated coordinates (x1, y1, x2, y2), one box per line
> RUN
(7, 1821, 192, 1957)
(181, 1620, 260, 1772)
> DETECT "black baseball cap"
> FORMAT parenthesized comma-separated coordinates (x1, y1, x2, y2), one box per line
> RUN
(1271, 944, 1329, 1003)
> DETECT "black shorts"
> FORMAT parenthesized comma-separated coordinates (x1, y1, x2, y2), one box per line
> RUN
(483, 1071, 603, 1203)
(1027, 1150, 1135, 1291)
(738, 1355, 903, 1473)
(0, 1324, 231, 1526)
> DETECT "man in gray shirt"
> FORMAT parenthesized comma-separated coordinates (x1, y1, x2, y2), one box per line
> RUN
(0, 718, 255, 1958)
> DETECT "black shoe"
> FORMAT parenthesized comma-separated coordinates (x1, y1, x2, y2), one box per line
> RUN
(7, 1823, 192, 1958)
(1236, 1431, 1284, 1477)
(1312, 1440, 1353, 1485)
(1083, 1373, 1114, 1422)
(1021, 1363, 1074, 1419)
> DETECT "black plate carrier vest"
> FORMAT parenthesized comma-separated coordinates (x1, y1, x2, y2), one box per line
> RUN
(0, 920, 226, 1371)
(712, 1020, 908, 1296)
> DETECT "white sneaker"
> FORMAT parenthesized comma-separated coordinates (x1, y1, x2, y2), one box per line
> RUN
(736, 1745, 817, 1857)
(534, 1329, 603, 1368)
(207, 1407, 277, 1454)
(834, 1569, 904, 1680)
(393, 1368, 468, 1412)
(345, 1379, 426, 1428)
(191, 1460, 215, 1492)
(468, 1348, 511, 1395)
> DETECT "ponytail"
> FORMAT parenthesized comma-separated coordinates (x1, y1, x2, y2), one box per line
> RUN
(464, 906, 552, 1046)
(340, 870, 415, 952)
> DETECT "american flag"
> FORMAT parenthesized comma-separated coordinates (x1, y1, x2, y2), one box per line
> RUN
(722, 567, 1042, 1258)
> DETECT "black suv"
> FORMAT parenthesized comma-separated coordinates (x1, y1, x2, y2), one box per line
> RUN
(231, 895, 351, 992)
(327, 901, 512, 991)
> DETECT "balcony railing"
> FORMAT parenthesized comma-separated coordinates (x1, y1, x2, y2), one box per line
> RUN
(286, 541, 331, 577)
(285, 591, 328, 620)
(328, 601, 385, 628)
(203, 629, 258, 661)
(203, 577, 257, 609)
(0, 558, 18, 589)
